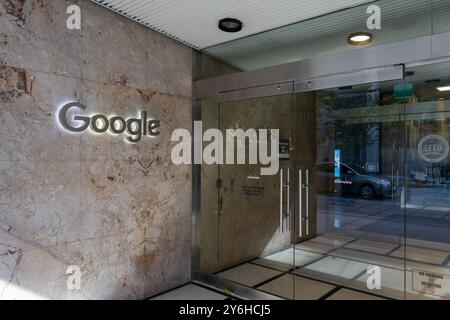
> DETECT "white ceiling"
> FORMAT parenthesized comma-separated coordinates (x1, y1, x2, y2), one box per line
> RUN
(205, 0, 446, 70)
(92, 0, 373, 49)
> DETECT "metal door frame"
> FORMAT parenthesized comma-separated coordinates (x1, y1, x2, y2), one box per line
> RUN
(191, 31, 450, 300)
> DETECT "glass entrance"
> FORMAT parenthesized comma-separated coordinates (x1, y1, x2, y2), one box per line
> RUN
(293, 80, 407, 300)
(197, 60, 450, 300)
(402, 62, 450, 300)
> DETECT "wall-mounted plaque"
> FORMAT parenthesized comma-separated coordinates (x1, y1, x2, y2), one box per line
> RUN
(242, 186, 264, 196)
(279, 139, 290, 160)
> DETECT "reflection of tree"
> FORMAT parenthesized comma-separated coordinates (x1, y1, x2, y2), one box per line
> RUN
(335, 122, 379, 166)
(316, 90, 381, 166)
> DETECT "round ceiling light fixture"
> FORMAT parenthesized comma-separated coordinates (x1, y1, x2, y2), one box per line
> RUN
(218, 18, 243, 33)
(347, 32, 373, 45)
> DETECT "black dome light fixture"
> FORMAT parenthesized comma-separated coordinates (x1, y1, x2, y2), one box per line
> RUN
(347, 32, 373, 45)
(218, 18, 243, 33)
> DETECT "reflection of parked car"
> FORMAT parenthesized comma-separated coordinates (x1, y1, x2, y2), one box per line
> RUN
(317, 162, 396, 198)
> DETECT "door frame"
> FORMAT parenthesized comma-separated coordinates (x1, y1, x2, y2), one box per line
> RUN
(192, 33, 450, 298)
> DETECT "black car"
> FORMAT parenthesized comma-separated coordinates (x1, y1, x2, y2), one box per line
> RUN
(317, 162, 396, 198)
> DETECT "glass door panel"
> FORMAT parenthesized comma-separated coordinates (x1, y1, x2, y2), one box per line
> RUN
(403, 62, 450, 300)
(293, 79, 407, 300)
(216, 90, 296, 299)
(201, 62, 450, 300)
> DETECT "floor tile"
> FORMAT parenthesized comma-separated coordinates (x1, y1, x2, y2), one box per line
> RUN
(405, 238, 450, 253)
(309, 234, 355, 247)
(295, 256, 369, 282)
(257, 274, 335, 300)
(332, 248, 450, 280)
(295, 241, 337, 254)
(331, 248, 404, 270)
(354, 266, 404, 299)
(218, 263, 283, 287)
(345, 239, 399, 255)
(326, 288, 385, 300)
(390, 246, 449, 265)
(353, 266, 441, 300)
(351, 204, 394, 215)
(152, 284, 227, 300)
(252, 248, 323, 271)
(412, 209, 447, 219)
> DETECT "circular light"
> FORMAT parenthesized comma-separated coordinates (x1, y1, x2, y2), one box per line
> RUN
(218, 18, 243, 33)
(347, 32, 373, 45)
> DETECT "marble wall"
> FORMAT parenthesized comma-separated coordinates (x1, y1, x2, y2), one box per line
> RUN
(0, 0, 192, 299)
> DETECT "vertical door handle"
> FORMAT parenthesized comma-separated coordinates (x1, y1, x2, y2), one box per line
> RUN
(280, 169, 283, 233)
(299, 169, 303, 238)
(286, 169, 292, 232)
(286, 169, 290, 215)
(286, 169, 292, 231)
(305, 169, 310, 236)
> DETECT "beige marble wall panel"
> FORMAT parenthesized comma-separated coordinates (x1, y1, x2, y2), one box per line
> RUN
(0, 0, 192, 300)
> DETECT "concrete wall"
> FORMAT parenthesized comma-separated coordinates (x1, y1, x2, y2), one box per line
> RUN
(0, 0, 192, 299)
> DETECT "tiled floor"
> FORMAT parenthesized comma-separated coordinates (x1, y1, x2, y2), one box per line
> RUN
(211, 234, 450, 300)
(257, 274, 335, 300)
(218, 263, 283, 287)
(252, 248, 323, 271)
(295, 241, 337, 254)
(149, 279, 385, 300)
(345, 239, 398, 255)
(331, 248, 404, 270)
(308, 234, 354, 247)
(295, 256, 369, 282)
(150, 231, 450, 300)
(151, 283, 228, 300)
(390, 245, 449, 265)
(353, 266, 406, 300)
(326, 288, 386, 300)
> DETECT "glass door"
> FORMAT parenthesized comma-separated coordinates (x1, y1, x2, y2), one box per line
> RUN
(215, 85, 297, 299)
(199, 62, 450, 300)
(293, 77, 408, 300)
(402, 62, 450, 300)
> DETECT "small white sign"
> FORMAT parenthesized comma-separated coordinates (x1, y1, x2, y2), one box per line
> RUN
(412, 269, 450, 298)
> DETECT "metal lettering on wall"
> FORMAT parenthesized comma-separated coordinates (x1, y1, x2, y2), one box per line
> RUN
(58, 102, 160, 143)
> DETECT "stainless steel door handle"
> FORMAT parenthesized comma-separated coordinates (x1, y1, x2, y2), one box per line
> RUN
(305, 169, 310, 236)
(299, 169, 303, 238)
(280, 169, 283, 233)
(285, 168, 291, 217)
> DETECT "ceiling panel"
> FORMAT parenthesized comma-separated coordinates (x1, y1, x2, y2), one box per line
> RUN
(92, 0, 373, 49)
(205, 0, 446, 70)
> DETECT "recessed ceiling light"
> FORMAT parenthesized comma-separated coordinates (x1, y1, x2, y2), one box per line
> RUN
(218, 18, 243, 33)
(437, 86, 450, 92)
(347, 32, 373, 45)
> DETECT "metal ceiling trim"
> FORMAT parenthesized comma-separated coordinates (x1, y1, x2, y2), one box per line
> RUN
(193, 31, 450, 98)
